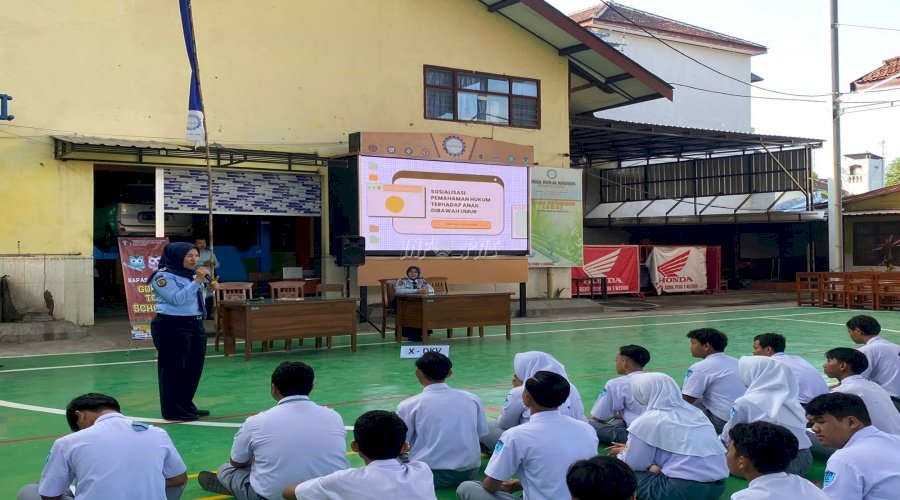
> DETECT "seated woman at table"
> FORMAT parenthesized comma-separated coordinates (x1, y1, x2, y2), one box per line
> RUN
(394, 266, 434, 341)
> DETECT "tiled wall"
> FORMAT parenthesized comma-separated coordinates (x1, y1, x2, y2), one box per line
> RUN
(164, 169, 321, 216)
(0, 256, 93, 325)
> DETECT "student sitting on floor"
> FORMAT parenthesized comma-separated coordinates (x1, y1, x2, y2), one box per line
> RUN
(588, 345, 649, 444)
(846, 315, 900, 409)
(681, 328, 746, 433)
(283, 410, 436, 500)
(17, 393, 188, 500)
(566, 455, 638, 500)
(719, 356, 813, 477)
(396, 352, 489, 488)
(480, 351, 587, 451)
(751, 332, 829, 405)
(726, 422, 827, 499)
(610, 372, 728, 500)
(198, 361, 349, 500)
(457, 371, 598, 500)
(806, 392, 900, 500)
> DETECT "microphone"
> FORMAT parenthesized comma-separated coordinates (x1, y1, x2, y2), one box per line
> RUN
(195, 266, 214, 283)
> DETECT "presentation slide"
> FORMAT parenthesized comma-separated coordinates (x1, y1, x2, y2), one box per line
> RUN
(358, 156, 528, 255)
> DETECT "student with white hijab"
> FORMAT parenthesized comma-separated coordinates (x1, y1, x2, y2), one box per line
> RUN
(480, 351, 586, 451)
(720, 356, 813, 476)
(611, 372, 728, 500)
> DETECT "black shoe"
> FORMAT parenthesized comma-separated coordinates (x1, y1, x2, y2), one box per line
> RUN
(198, 471, 231, 495)
(164, 414, 199, 422)
(191, 409, 210, 417)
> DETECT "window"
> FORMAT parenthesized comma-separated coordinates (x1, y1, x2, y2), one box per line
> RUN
(424, 66, 540, 129)
(853, 221, 900, 266)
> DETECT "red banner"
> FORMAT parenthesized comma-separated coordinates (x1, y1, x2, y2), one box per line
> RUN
(118, 237, 168, 339)
(572, 245, 640, 295)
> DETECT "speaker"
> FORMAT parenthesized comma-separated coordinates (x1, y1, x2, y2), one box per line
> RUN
(338, 236, 366, 267)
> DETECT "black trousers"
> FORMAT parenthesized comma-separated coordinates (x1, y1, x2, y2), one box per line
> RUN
(151, 314, 206, 420)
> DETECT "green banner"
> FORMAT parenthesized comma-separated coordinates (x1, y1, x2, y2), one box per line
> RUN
(529, 167, 583, 267)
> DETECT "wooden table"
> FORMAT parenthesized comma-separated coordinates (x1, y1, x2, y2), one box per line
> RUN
(219, 297, 357, 360)
(395, 292, 512, 344)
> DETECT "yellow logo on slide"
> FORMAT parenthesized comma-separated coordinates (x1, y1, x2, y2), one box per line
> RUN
(385, 196, 405, 213)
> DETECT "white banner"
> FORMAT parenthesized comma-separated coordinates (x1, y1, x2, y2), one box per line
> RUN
(400, 345, 450, 358)
(647, 246, 707, 294)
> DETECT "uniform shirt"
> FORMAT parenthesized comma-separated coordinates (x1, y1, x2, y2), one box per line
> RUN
(682, 352, 746, 421)
(822, 426, 900, 500)
(230, 395, 349, 499)
(832, 375, 900, 434)
(395, 277, 434, 295)
(590, 371, 646, 424)
(485, 410, 598, 500)
(731, 472, 828, 500)
(618, 434, 728, 483)
(720, 399, 812, 450)
(396, 383, 489, 471)
(858, 336, 900, 397)
(38, 412, 186, 500)
(771, 353, 829, 404)
(151, 271, 208, 316)
(496, 385, 586, 430)
(292, 459, 436, 500)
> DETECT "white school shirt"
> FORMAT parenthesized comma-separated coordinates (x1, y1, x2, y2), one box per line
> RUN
(230, 395, 349, 499)
(496, 385, 587, 430)
(822, 426, 900, 500)
(731, 472, 828, 500)
(858, 336, 900, 397)
(590, 371, 646, 424)
(485, 410, 598, 500)
(396, 383, 489, 471)
(833, 375, 900, 435)
(720, 399, 812, 450)
(618, 434, 728, 483)
(293, 459, 436, 500)
(38, 413, 186, 500)
(771, 353, 829, 403)
(682, 352, 746, 421)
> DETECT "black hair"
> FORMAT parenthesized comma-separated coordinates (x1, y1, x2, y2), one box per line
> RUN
(524, 370, 570, 409)
(415, 351, 452, 381)
(619, 344, 650, 367)
(353, 410, 408, 460)
(825, 347, 869, 374)
(728, 422, 798, 474)
(805, 393, 872, 426)
(271, 361, 314, 397)
(405, 266, 421, 275)
(754, 333, 786, 353)
(566, 455, 637, 500)
(846, 315, 881, 336)
(65, 393, 121, 432)
(686, 328, 728, 352)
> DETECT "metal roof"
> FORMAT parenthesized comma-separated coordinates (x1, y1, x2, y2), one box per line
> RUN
(570, 116, 824, 163)
(477, 0, 673, 114)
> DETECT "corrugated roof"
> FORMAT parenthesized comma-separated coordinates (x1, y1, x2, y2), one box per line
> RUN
(851, 56, 900, 91)
(51, 135, 191, 151)
(570, 2, 767, 55)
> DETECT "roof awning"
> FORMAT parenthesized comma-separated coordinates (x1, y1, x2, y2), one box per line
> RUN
(586, 191, 824, 226)
(478, 0, 673, 114)
(52, 135, 344, 170)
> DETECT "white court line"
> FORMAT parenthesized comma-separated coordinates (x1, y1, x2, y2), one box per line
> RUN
(1, 305, 831, 359)
(0, 399, 354, 430)
(772, 317, 900, 334)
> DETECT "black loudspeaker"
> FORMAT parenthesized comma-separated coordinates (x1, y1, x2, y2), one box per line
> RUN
(338, 236, 366, 267)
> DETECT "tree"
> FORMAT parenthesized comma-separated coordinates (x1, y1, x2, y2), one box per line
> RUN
(887, 157, 900, 187)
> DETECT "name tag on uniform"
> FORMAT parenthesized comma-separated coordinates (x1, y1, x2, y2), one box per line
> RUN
(400, 345, 450, 358)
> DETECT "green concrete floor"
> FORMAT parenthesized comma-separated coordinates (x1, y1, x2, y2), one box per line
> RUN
(2, 306, 895, 499)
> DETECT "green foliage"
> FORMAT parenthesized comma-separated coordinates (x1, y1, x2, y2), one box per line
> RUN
(886, 158, 900, 187)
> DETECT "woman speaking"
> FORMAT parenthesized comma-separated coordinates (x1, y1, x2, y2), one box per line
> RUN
(149, 241, 217, 421)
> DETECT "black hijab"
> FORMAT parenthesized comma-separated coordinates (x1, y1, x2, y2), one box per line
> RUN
(149, 242, 198, 281)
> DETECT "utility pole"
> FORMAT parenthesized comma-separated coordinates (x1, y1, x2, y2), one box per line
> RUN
(829, 0, 844, 271)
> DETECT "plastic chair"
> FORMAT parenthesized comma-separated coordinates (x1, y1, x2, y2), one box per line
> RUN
(214, 282, 253, 352)
(379, 279, 398, 339)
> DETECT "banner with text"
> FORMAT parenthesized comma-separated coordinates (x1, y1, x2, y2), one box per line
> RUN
(529, 167, 583, 268)
(118, 237, 168, 339)
(572, 245, 640, 295)
(647, 246, 707, 294)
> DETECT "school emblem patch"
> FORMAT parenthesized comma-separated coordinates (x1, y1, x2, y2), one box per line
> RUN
(685, 369, 694, 379)
(599, 388, 608, 398)
(155, 277, 168, 287)
(502, 398, 510, 409)
(730, 407, 737, 417)
(823, 471, 836, 487)
(494, 440, 504, 453)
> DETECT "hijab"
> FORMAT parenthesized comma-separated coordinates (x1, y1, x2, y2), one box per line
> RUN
(737, 356, 806, 429)
(627, 372, 725, 457)
(149, 242, 198, 282)
(513, 351, 585, 421)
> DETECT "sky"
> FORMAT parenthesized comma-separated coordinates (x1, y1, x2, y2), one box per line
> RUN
(547, 0, 900, 175)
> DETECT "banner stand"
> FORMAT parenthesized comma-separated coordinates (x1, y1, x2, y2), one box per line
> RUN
(117, 237, 169, 355)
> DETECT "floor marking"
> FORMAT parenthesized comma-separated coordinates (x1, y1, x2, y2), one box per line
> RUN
(768, 317, 900, 333)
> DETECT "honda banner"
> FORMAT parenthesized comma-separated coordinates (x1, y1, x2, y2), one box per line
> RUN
(647, 246, 707, 294)
(572, 245, 640, 295)
(118, 237, 168, 340)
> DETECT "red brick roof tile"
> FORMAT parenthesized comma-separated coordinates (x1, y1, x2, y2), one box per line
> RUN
(851, 56, 900, 91)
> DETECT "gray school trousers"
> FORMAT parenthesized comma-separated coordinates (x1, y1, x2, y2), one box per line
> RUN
(17, 483, 185, 500)
(216, 463, 266, 500)
(634, 471, 726, 500)
(456, 480, 521, 499)
(704, 409, 728, 435)
(784, 448, 813, 477)
(480, 420, 505, 452)
(588, 417, 628, 444)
